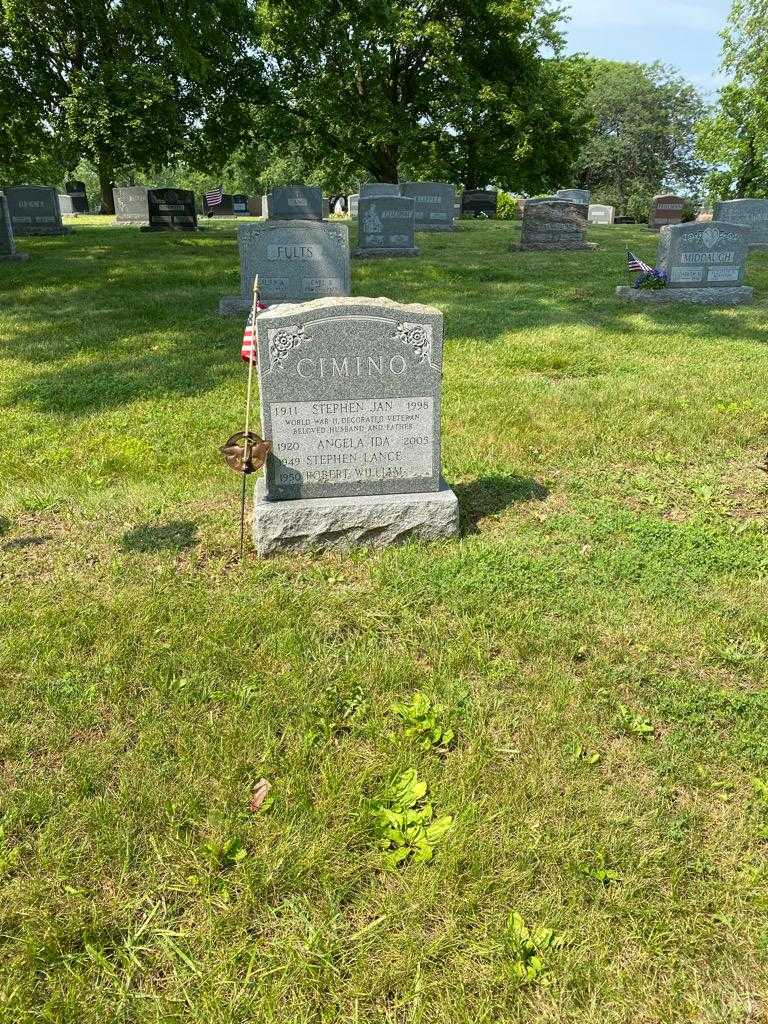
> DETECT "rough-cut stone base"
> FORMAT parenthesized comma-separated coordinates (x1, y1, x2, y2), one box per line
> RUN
(252, 477, 459, 555)
(0, 252, 29, 262)
(352, 246, 420, 258)
(615, 285, 753, 306)
(511, 241, 598, 251)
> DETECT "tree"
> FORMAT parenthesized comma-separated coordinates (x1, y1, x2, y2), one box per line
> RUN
(572, 60, 707, 217)
(0, 0, 267, 211)
(697, 0, 768, 200)
(254, 0, 589, 191)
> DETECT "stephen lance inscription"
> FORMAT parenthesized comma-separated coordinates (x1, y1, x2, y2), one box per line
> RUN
(256, 296, 443, 499)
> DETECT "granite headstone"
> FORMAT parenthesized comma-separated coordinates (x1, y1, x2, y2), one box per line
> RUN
(348, 194, 359, 218)
(65, 180, 89, 213)
(649, 194, 685, 230)
(218, 220, 351, 315)
(247, 196, 263, 217)
(360, 183, 401, 199)
(252, 296, 459, 553)
(5, 186, 69, 236)
(146, 188, 197, 230)
(516, 199, 595, 251)
(268, 186, 323, 221)
(0, 192, 28, 261)
(588, 204, 614, 225)
(461, 190, 497, 218)
(713, 199, 768, 249)
(58, 194, 75, 216)
(114, 187, 151, 225)
(399, 182, 456, 231)
(354, 195, 419, 258)
(556, 188, 590, 206)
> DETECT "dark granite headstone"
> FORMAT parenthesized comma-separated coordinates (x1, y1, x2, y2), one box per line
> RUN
(0, 192, 28, 261)
(354, 195, 419, 257)
(461, 190, 498, 218)
(146, 188, 197, 230)
(65, 180, 89, 213)
(268, 186, 323, 221)
(649, 194, 684, 230)
(713, 199, 768, 249)
(399, 182, 456, 231)
(5, 186, 69, 236)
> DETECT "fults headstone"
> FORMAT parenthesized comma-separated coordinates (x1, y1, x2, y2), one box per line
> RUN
(399, 182, 456, 231)
(218, 219, 351, 315)
(58, 194, 75, 216)
(252, 296, 459, 554)
(713, 199, 768, 249)
(354, 195, 419, 258)
(348, 194, 359, 218)
(5, 186, 70, 236)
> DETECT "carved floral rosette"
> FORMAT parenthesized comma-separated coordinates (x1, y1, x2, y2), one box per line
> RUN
(395, 322, 435, 367)
(267, 326, 305, 372)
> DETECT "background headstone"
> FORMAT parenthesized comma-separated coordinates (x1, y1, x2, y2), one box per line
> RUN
(649, 194, 685, 230)
(588, 204, 615, 225)
(146, 188, 197, 230)
(713, 199, 768, 249)
(360, 183, 401, 198)
(268, 186, 323, 221)
(556, 188, 590, 205)
(323, 197, 331, 218)
(231, 194, 249, 215)
(262, 194, 269, 218)
(58, 194, 75, 216)
(516, 199, 595, 250)
(348, 194, 359, 218)
(354, 195, 419, 257)
(399, 182, 456, 231)
(617, 220, 753, 305)
(218, 219, 350, 314)
(0, 192, 28, 261)
(247, 196, 263, 217)
(114, 187, 151, 225)
(5, 186, 69, 236)
(461, 190, 498, 218)
(65, 180, 89, 213)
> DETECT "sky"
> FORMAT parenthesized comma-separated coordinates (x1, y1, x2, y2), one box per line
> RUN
(562, 0, 732, 95)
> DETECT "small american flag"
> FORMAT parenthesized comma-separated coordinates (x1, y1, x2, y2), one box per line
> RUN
(627, 249, 652, 273)
(241, 303, 268, 362)
(205, 186, 223, 208)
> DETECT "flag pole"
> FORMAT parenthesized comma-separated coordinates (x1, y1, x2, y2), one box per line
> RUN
(239, 274, 261, 561)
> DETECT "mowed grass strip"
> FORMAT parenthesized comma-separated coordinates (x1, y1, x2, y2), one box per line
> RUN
(1, 217, 768, 1022)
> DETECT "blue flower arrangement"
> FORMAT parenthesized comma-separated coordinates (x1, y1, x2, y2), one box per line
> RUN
(633, 268, 669, 290)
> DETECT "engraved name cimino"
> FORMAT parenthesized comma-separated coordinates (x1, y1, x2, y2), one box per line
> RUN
(295, 354, 408, 380)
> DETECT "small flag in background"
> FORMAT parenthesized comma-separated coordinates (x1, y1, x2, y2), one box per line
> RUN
(205, 186, 224, 208)
(627, 249, 652, 273)
(241, 303, 268, 362)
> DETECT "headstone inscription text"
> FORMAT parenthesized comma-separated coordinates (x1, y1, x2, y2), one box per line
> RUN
(657, 221, 750, 288)
(399, 182, 456, 231)
(268, 186, 323, 221)
(713, 199, 768, 248)
(355, 196, 418, 256)
(5, 186, 68, 236)
(256, 297, 443, 500)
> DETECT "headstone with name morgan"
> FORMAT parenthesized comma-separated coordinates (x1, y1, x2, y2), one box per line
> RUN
(65, 180, 89, 213)
(588, 204, 614, 225)
(218, 219, 350, 315)
(556, 188, 590, 206)
(0, 192, 28, 261)
(649, 194, 685, 230)
(268, 186, 323, 222)
(354, 195, 419, 258)
(399, 182, 456, 231)
(515, 199, 596, 251)
(251, 296, 459, 554)
(713, 199, 768, 249)
(5, 186, 70, 236)
(461, 190, 498, 218)
(616, 220, 753, 305)
(146, 188, 197, 230)
(360, 182, 401, 199)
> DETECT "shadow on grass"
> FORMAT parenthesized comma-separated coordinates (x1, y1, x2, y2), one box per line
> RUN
(455, 474, 548, 534)
(120, 520, 198, 552)
(1, 535, 53, 550)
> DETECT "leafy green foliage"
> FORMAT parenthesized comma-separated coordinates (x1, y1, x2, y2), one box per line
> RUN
(570, 742, 602, 765)
(576, 853, 623, 886)
(203, 836, 247, 870)
(391, 691, 454, 751)
(371, 770, 453, 869)
(503, 912, 568, 985)
(617, 704, 655, 739)
(496, 192, 521, 220)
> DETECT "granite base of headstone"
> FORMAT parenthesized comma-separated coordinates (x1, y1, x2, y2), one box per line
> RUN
(616, 220, 753, 306)
(353, 196, 419, 258)
(713, 199, 768, 249)
(0, 191, 28, 261)
(512, 199, 597, 251)
(5, 186, 71, 236)
(218, 219, 350, 315)
(251, 296, 458, 554)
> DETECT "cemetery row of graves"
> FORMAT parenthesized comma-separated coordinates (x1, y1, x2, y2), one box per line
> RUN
(2, 174, 768, 1019)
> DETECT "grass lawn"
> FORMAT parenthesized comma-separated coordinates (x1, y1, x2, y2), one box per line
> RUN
(2, 215, 768, 1023)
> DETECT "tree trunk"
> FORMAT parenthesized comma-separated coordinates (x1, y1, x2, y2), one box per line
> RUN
(369, 144, 399, 183)
(98, 157, 115, 214)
